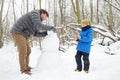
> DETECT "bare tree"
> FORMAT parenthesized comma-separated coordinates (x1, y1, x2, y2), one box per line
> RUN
(108, 0, 113, 32)
(38, 0, 42, 49)
(53, 0, 57, 26)
(12, 0, 16, 23)
(58, 0, 66, 44)
(105, 0, 120, 12)
(26, 0, 29, 12)
(20, 0, 26, 15)
(90, 0, 93, 23)
(71, 0, 81, 24)
(39, 0, 41, 9)
(96, 0, 99, 23)
(0, 0, 4, 48)
(81, 0, 85, 19)
(59, 0, 66, 26)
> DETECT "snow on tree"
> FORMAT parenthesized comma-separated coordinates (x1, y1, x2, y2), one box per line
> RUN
(105, 41, 120, 55)
(92, 25, 119, 42)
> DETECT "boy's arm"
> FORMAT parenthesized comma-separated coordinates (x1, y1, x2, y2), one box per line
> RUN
(80, 29, 93, 42)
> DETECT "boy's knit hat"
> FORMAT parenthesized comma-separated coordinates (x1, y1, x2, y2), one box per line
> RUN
(81, 20, 91, 26)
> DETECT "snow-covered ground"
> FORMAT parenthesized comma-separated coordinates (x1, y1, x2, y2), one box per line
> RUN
(0, 43, 120, 80)
(0, 31, 120, 80)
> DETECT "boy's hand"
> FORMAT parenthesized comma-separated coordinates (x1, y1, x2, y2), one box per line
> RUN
(74, 35, 81, 41)
(73, 36, 78, 40)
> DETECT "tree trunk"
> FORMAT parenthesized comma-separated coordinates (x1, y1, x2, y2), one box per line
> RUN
(59, 0, 66, 25)
(0, 0, 4, 48)
(54, 0, 57, 26)
(76, 0, 81, 23)
(39, 0, 41, 9)
(82, 0, 85, 19)
(90, 0, 93, 23)
(96, 0, 99, 24)
(38, 0, 42, 49)
(108, 0, 113, 32)
(12, 0, 16, 23)
(26, 0, 29, 13)
(59, 0, 66, 44)
(71, 0, 81, 25)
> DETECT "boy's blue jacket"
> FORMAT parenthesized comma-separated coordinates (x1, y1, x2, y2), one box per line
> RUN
(76, 26, 93, 54)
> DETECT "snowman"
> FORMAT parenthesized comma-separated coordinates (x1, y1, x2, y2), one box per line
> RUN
(36, 31, 61, 71)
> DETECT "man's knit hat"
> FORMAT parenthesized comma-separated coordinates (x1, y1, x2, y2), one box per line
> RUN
(81, 20, 91, 26)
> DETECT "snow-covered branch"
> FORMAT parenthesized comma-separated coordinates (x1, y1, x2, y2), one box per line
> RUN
(67, 23, 120, 42)
(105, 0, 120, 12)
(93, 28, 117, 42)
(92, 25, 119, 42)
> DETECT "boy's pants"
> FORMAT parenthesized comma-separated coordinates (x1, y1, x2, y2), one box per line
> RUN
(75, 50, 90, 71)
(12, 34, 31, 72)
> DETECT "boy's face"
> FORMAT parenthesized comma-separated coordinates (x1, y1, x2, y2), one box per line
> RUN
(40, 13, 47, 21)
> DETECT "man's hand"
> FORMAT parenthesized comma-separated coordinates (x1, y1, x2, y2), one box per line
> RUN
(50, 27, 56, 32)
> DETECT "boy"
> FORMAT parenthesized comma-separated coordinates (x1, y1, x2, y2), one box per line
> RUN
(74, 20, 93, 73)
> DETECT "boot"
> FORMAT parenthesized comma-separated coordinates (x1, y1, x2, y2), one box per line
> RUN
(74, 69, 81, 72)
(22, 69, 31, 75)
(84, 70, 89, 74)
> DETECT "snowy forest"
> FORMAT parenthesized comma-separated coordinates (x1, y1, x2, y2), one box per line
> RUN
(0, 0, 120, 47)
(0, 0, 120, 80)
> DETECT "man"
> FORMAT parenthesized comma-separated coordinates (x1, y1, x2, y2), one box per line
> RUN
(10, 9, 56, 75)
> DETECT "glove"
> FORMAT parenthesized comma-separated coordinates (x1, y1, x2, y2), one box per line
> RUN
(50, 27, 56, 32)
(34, 31, 47, 37)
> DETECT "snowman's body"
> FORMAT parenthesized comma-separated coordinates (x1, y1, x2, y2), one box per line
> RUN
(36, 32, 60, 71)
(41, 33, 59, 52)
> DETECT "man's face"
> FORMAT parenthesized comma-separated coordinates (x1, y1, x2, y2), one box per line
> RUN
(40, 13, 47, 21)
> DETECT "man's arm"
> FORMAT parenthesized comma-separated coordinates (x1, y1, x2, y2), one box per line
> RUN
(30, 10, 56, 32)
(34, 31, 47, 37)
